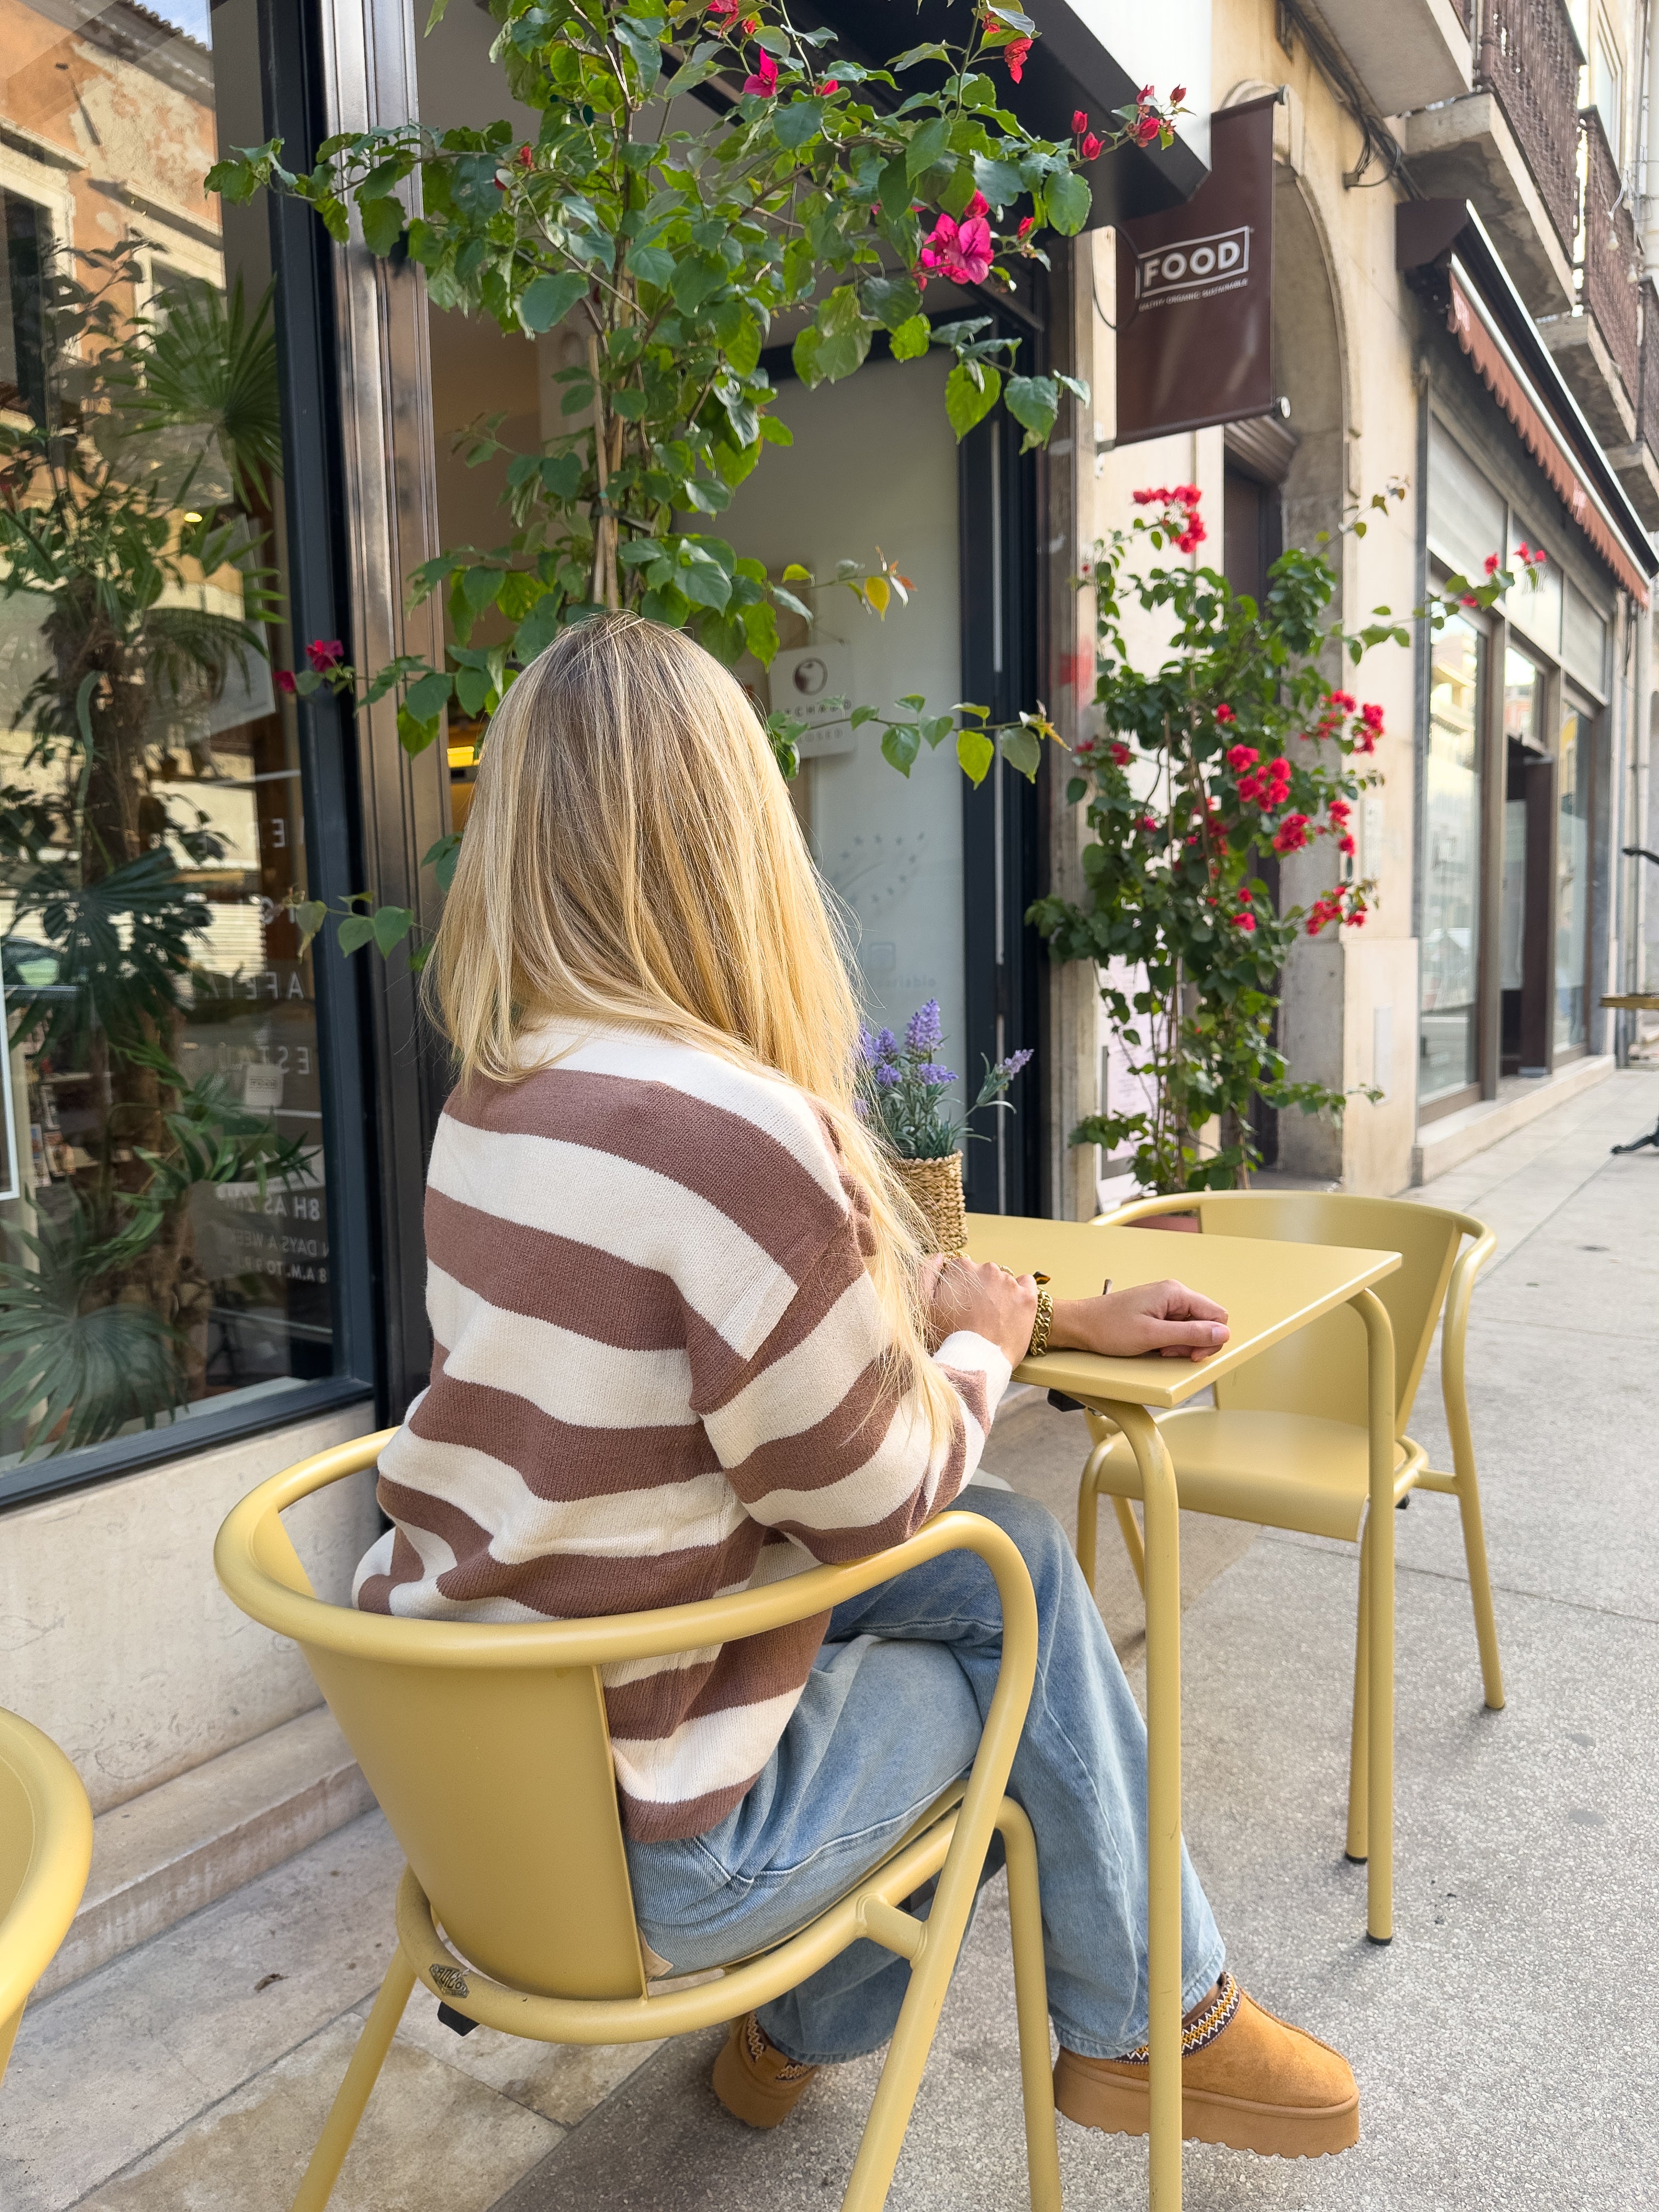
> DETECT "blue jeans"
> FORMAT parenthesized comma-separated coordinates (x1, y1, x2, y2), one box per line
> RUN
(625, 1486, 1226, 2064)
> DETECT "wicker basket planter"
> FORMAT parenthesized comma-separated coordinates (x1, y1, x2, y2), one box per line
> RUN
(894, 1150, 968, 1255)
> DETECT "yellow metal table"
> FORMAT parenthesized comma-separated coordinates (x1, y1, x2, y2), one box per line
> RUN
(963, 1214, 1402, 2209)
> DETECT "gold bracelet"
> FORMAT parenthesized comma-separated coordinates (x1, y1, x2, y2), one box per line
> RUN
(1026, 1286, 1054, 1359)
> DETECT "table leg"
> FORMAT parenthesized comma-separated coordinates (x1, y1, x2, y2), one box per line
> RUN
(1113, 1401, 1183, 2209)
(1351, 1291, 1397, 1944)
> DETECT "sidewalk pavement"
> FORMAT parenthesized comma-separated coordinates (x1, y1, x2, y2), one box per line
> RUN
(6, 1068, 1657, 2211)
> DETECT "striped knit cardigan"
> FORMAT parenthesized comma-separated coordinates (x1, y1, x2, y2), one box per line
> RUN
(354, 1024, 1011, 1842)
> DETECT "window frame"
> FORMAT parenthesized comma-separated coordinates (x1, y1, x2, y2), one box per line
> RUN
(0, 0, 380, 1513)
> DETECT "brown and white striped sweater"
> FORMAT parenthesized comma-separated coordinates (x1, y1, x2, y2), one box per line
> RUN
(353, 1024, 1011, 1842)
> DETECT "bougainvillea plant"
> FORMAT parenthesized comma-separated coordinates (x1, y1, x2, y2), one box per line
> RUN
(1029, 487, 1544, 1192)
(208, 1, 1183, 975)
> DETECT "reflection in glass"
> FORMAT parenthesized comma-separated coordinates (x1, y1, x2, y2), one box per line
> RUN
(1420, 617, 1483, 1103)
(0, 0, 331, 1475)
(1555, 703, 1592, 1053)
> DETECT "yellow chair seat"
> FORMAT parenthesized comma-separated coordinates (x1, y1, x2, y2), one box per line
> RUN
(1090, 1408, 1424, 1544)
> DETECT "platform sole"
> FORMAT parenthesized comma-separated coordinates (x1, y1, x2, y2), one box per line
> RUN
(1054, 2052, 1359, 2159)
(710, 2019, 818, 2130)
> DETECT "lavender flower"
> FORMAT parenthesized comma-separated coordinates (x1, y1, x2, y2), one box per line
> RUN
(874, 1062, 902, 1087)
(992, 1048, 1034, 1081)
(916, 1063, 958, 1087)
(905, 997, 944, 1053)
(872, 1026, 898, 1065)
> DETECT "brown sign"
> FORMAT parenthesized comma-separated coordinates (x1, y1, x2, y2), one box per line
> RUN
(1114, 95, 1277, 446)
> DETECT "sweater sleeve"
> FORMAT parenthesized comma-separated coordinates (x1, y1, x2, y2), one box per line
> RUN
(691, 1190, 1013, 1563)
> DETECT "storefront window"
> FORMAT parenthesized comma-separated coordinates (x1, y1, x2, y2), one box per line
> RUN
(1555, 697, 1593, 1054)
(0, 0, 335, 1483)
(1420, 615, 1485, 1105)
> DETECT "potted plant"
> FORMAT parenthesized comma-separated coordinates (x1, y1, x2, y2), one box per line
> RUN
(860, 1001, 1031, 1252)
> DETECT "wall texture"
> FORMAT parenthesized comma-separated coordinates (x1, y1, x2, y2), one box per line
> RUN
(1, 1401, 377, 1816)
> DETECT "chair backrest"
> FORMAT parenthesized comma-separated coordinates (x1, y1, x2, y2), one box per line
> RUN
(0, 1709, 94, 2085)
(217, 1441, 649, 2005)
(1138, 1193, 1464, 1435)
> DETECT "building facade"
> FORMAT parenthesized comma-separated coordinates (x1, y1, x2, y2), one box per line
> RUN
(2, 0, 1655, 1972)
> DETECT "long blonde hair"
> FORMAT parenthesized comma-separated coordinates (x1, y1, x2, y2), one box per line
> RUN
(427, 611, 953, 1434)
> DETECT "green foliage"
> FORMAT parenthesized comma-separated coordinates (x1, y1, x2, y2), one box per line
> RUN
(1031, 493, 1539, 1192)
(0, 1199, 187, 1455)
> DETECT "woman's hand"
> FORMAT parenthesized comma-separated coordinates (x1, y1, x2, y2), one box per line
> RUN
(1049, 1279, 1229, 1363)
(925, 1255, 1039, 1369)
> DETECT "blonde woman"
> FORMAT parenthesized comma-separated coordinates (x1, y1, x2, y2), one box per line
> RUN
(356, 612, 1359, 2159)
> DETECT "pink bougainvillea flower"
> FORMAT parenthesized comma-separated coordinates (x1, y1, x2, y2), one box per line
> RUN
(1141, 813, 1159, 833)
(821, 77, 838, 93)
(306, 638, 345, 672)
(708, 0, 740, 15)
(1326, 690, 1356, 712)
(963, 190, 990, 219)
(918, 209, 994, 286)
(742, 48, 777, 94)
(274, 669, 296, 696)
(1361, 701, 1384, 728)
(1226, 743, 1258, 770)
(1002, 34, 1030, 80)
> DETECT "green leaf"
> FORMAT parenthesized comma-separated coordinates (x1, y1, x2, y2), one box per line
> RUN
(865, 274, 923, 332)
(759, 414, 793, 446)
(422, 832, 464, 893)
(890, 41, 952, 71)
(957, 727, 995, 783)
(360, 194, 405, 255)
(1000, 724, 1043, 779)
(814, 285, 872, 382)
(290, 899, 328, 951)
(741, 599, 779, 664)
(540, 452, 584, 500)
(671, 257, 725, 315)
(337, 913, 376, 954)
(397, 706, 440, 755)
(625, 244, 676, 287)
(454, 664, 492, 715)
(971, 154, 1025, 211)
(877, 154, 913, 223)
(697, 608, 746, 664)
(882, 722, 922, 776)
(792, 323, 824, 387)
(640, 582, 691, 627)
(513, 592, 564, 662)
(460, 564, 503, 613)
(614, 14, 664, 92)
(905, 117, 952, 182)
(945, 360, 1001, 440)
(1005, 372, 1059, 451)
(405, 670, 453, 721)
(774, 97, 825, 149)
(676, 552, 732, 612)
(371, 904, 416, 955)
(1044, 168, 1091, 236)
(890, 314, 930, 362)
(520, 270, 587, 332)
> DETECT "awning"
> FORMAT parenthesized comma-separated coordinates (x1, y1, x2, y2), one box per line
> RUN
(806, 0, 1207, 226)
(1446, 274, 1651, 608)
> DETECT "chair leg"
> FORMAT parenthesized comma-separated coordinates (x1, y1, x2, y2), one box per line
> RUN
(1453, 1473, 1505, 1712)
(1111, 1496, 1148, 1597)
(291, 1949, 417, 2212)
(1345, 1517, 1370, 1864)
(998, 1801, 1061, 2212)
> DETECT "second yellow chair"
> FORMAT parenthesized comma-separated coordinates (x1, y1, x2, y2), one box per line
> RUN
(1080, 1191, 1504, 1936)
(0, 1707, 94, 2090)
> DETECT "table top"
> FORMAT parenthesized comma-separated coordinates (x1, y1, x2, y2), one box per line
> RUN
(963, 1213, 1402, 1410)
(1602, 993, 1659, 1011)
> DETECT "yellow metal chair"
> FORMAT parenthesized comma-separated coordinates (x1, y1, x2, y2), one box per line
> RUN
(1079, 1192, 1504, 1921)
(215, 1434, 1060, 2212)
(0, 1708, 94, 2087)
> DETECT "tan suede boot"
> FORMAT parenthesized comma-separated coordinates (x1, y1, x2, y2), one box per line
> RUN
(711, 2012, 820, 2129)
(1054, 1972, 1359, 2159)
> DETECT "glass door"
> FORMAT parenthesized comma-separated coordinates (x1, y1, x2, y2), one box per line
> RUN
(1501, 645, 1554, 1075)
(1555, 695, 1594, 1056)
(1420, 614, 1486, 1109)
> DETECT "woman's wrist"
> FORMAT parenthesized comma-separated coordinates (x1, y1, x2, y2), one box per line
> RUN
(1046, 1296, 1100, 1352)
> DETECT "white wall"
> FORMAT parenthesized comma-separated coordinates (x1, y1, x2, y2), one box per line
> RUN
(723, 353, 968, 1071)
(1, 1401, 376, 1815)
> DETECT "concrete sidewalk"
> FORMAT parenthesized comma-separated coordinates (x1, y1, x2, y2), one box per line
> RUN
(7, 1069, 1657, 2210)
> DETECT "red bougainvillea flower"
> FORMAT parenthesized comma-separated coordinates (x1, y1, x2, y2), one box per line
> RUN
(708, 0, 740, 15)
(1000, 35, 1030, 80)
(821, 77, 838, 92)
(918, 208, 994, 286)
(1327, 690, 1356, 712)
(515, 143, 534, 169)
(274, 669, 296, 695)
(1080, 129, 1104, 160)
(1339, 833, 1357, 855)
(742, 48, 778, 94)
(306, 638, 345, 672)
(1017, 215, 1035, 239)
(1141, 813, 1159, 833)
(1483, 552, 1500, 576)
(1215, 702, 1236, 724)
(1170, 83, 1187, 103)
(1073, 109, 1090, 133)
(1133, 114, 1160, 144)
(1273, 812, 1312, 855)
(963, 190, 990, 219)
(1226, 743, 1259, 770)
(1233, 910, 1257, 931)
(1361, 702, 1384, 729)
(1108, 740, 1131, 765)
(1328, 797, 1351, 822)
